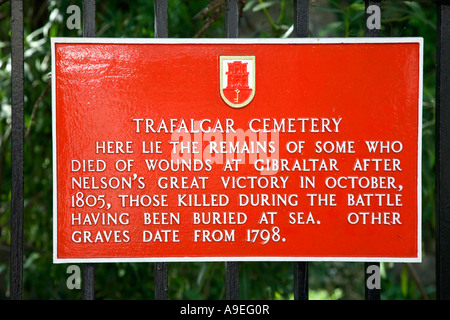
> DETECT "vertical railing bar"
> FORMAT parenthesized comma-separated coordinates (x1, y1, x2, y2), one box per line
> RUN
(436, 2, 450, 300)
(365, 0, 381, 38)
(225, 262, 239, 300)
(82, 264, 95, 300)
(154, 262, 169, 300)
(10, 0, 24, 301)
(294, 261, 308, 300)
(364, 262, 380, 299)
(225, 0, 239, 38)
(81, 0, 96, 300)
(154, 0, 169, 300)
(293, 0, 309, 301)
(154, 0, 169, 38)
(364, 0, 381, 301)
(224, 0, 240, 300)
(82, 0, 96, 38)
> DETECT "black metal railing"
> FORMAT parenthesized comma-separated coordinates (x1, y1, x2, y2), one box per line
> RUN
(436, 1, 450, 301)
(9, 0, 450, 300)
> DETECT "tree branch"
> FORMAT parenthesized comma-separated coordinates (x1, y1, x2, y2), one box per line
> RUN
(25, 81, 50, 140)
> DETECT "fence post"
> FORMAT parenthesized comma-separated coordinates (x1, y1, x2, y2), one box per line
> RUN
(153, 0, 170, 301)
(293, 0, 309, 300)
(155, 262, 168, 300)
(81, 0, 96, 300)
(364, 0, 381, 301)
(365, 0, 381, 37)
(436, 2, 450, 300)
(154, 0, 168, 39)
(82, 264, 95, 300)
(293, 0, 309, 38)
(224, 0, 240, 300)
(10, 0, 24, 301)
(294, 261, 308, 300)
(225, 0, 239, 39)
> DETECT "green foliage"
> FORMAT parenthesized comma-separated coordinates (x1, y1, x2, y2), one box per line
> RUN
(0, 0, 437, 300)
(243, 0, 295, 37)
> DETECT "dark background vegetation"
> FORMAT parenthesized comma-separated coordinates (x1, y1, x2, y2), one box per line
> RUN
(0, 0, 437, 299)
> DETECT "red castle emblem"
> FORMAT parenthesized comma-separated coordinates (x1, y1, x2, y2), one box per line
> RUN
(220, 56, 255, 108)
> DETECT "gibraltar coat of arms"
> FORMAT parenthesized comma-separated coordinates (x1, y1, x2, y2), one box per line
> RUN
(220, 56, 255, 108)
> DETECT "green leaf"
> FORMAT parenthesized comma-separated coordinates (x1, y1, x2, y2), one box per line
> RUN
(252, 1, 277, 12)
(401, 264, 409, 297)
(243, 0, 258, 12)
(349, 3, 365, 12)
(318, 21, 343, 37)
(281, 24, 294, 38)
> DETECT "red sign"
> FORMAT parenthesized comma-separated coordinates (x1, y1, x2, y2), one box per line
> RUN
(52, 38, 422, 263)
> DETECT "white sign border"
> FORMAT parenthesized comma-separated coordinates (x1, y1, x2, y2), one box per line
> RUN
(51, 37, 423, 264)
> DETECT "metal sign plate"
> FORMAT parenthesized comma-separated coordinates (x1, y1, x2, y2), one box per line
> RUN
(52, 38, 422, 263)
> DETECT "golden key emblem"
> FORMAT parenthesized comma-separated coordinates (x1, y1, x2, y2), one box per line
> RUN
(234, 88, 240, 103)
